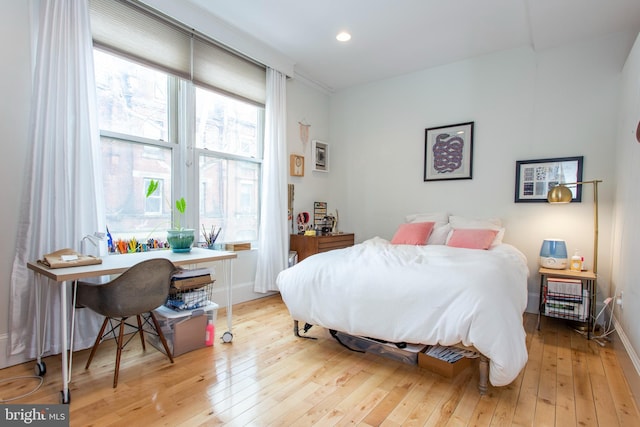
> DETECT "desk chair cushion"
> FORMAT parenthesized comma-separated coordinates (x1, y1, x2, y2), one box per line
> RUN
(76, 258, 178, 318)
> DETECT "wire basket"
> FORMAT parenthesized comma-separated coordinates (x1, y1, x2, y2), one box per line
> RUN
(166, 277, 215, 311)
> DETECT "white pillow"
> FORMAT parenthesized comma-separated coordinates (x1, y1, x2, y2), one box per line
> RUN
(447, 215, 505, 246)
(428, 223, 451, 245)
(405, 212, 450, 244)
(405, 212, 449, 224)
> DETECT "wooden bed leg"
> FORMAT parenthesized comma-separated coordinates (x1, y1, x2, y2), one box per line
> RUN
(478, 355, 489, 395)
(293, 320, 317, 340)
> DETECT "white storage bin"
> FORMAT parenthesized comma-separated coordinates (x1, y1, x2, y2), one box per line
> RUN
(146, 302, 218, 356)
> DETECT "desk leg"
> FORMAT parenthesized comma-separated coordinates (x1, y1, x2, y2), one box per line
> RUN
(221, 258, 234, 343)
(59, 281, 70, 404)
(34, 274, 47, 376)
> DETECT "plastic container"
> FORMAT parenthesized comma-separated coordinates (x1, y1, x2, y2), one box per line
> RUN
(570, 250, 583, 272)
(205, 320, 215, 346)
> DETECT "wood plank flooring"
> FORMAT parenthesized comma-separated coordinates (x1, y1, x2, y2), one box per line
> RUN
(1, 294, 639, 426)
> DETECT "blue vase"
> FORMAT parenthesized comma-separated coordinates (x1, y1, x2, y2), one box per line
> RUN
(539, 239, 568, 269)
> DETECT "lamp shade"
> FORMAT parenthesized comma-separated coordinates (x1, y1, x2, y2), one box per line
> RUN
(547, 185, 573, 203)
(540, 239, 568, 269)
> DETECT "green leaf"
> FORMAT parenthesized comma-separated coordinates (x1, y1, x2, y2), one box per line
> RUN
(175, 197, 186, 214)
(145, 180, 159, 198)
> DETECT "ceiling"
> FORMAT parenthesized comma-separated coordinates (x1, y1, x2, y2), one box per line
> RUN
(182, 0, 640, 92)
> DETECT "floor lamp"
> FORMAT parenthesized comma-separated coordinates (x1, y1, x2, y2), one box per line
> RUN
(547, 180, 602, 274)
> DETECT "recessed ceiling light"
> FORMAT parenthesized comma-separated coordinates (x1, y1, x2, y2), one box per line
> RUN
(336, 31, 351, 42)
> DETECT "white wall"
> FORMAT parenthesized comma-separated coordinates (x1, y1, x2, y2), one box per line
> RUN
(612, 33, 640, 372)
(286, 79, 332, 230)
(327, 32, 634, 313)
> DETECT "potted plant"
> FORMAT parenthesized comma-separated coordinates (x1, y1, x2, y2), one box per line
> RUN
(146, 180, 195, 253)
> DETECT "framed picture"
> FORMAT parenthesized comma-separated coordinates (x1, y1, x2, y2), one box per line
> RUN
(290, 154, 304, 177)
(514, 156, 583, 203)
(312, 140, 329, 172)
(424, 122, 474, 181)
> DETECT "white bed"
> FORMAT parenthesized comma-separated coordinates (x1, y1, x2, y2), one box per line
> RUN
(276, 236, 529, 391)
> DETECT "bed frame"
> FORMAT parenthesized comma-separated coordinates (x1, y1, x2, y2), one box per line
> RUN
(292, 320, 489, 394)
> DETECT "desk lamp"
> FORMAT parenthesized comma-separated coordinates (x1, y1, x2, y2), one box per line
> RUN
(547, 180, 602, 274)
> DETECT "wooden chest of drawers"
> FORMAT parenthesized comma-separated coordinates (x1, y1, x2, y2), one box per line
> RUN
(289, 233, 355, 262)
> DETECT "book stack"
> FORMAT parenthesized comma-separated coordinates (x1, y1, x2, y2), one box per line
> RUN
(544, 277, 588, 321)
(171, 268, 213, 291)
(167, 268, 215, 310)
(423, 345, 475, 363)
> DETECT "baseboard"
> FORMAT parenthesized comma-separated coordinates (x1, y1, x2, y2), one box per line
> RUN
(612, 318, 640, 411)
(0, 280, 274, 370)
(526, 290, 539, 314)
(0, 333, 32, 369)
(210, 280, 276, 308)
(613, 318, 640, 375)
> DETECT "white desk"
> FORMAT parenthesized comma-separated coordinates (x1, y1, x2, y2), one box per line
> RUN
(27, 247, 237, 404)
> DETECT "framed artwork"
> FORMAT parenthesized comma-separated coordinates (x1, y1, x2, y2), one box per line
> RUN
(312, 140, 329, 172)
(424, 122, 474, 181)
(290, 154, 304, 177)
(514, 156, 583, 203)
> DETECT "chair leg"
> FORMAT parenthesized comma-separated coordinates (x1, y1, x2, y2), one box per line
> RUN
(113, 319, 126, 388)
(149, 312, 174, 364)
(86, 317, 109, 369)
(137, 315, 146, 351)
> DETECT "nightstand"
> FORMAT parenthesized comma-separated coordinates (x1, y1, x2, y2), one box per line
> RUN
(289, 233, 354, 262)
(537, 267, 597, 339)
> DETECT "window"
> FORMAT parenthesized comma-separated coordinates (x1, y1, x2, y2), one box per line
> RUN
(91, 0, 266, 248)
(95, 50, 173, 241)
(95, 49, 263, 245)
(196, 87, 263, 243)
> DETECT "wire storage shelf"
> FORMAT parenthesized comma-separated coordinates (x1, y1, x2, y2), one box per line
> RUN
(166, 268, 215, 311)
(543, 278, 589, 321)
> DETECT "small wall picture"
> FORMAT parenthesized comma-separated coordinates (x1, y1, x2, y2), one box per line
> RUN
(290, 154, 304, 177)
(312, 140, 329, 172)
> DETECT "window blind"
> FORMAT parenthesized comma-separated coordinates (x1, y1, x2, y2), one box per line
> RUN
(89, 0, 266, 105)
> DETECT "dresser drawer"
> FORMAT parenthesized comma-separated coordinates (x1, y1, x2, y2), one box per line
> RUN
(290, 233, 355, 261)
(317, 234, 355, 252)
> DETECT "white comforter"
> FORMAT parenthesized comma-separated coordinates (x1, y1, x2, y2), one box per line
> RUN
(276, 237, 529, 386)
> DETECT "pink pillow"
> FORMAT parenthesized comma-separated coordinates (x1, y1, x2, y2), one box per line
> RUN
(391, 222, 435, 245)
(447, 229, 498, 250)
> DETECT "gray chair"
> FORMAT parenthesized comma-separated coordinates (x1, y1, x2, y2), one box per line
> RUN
(75, 258, 178, 387)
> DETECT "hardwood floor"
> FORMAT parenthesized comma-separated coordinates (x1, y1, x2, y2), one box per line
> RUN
(1, 294, 639, 426)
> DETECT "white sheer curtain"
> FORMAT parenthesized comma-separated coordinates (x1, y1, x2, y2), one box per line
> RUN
(8, 0, 105, 359)
(254, 68, 288, 293)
